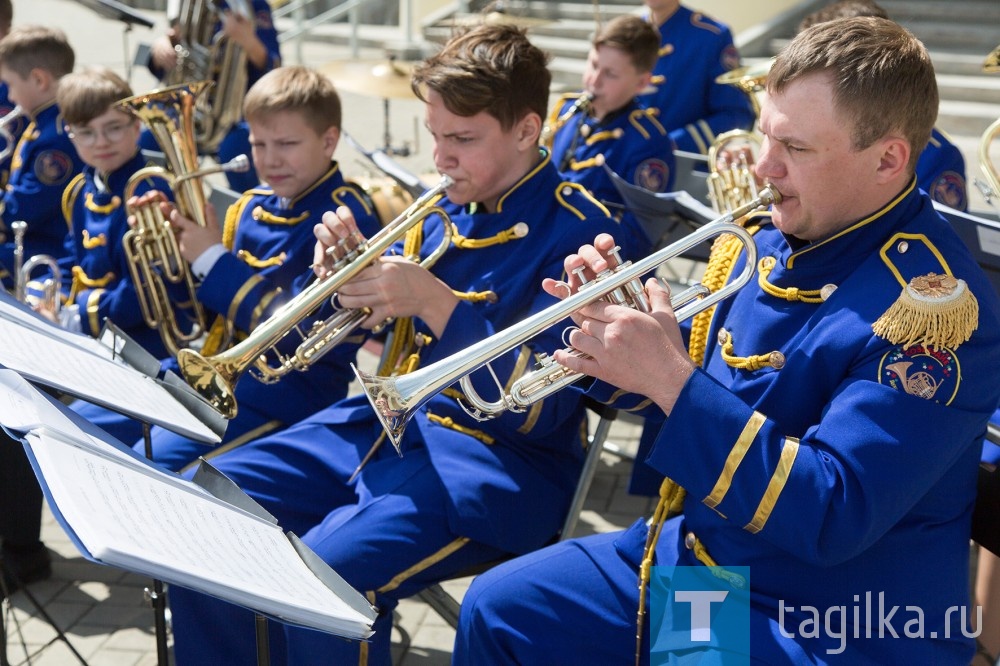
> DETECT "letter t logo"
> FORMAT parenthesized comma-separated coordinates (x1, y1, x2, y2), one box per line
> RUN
(674, 590, 729, 641)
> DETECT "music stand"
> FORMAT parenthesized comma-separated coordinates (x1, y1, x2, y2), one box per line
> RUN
(72, 0, 155, 82)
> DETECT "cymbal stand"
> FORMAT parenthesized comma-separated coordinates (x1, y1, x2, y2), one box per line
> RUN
(380, 99, 416, 157)
(140, 423, 170, 666)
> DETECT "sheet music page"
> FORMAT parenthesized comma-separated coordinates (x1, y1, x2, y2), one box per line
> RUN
(27, 429, 374, 638)
(0, 309, 218, 443)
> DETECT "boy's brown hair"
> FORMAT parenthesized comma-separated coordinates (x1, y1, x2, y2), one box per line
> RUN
(593, 15, 660, 74)
(57, 67, 133, 126)
(243, 65, 341, 135)
(0, 25, 74, 79)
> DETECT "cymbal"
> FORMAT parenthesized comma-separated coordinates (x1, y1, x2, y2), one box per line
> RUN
(451, 10, 552, 29)
(985, 44, 1000, 74)
(319, 59, 417, 100)
(716, 59, 773, 93)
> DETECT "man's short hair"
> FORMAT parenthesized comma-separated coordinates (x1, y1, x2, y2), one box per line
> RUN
(57, 67, 133, 126)
(0, 25, 74, 79)
(769, 16, 936, 172)
(593, 15, 660, 74)
(411, 23, 551, 131)
(244, 65, 342, 135)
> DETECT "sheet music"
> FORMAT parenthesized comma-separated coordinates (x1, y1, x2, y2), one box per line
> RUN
(26, 428, 375, 638)
(0, 298, 218, 443)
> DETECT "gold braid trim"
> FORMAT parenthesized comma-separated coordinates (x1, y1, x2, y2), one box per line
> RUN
(251, 206, 309, 225)
(719, 329, 781, 371)
(84, 192, 121, 214)
(450, 223, 527, 249)
(376, 537, 471, 594)
(81, 229, 106, 249)
(757, 256, 825, 303)
(586, 128, 623, 144)
(872, 273, 978, 350)
(568, 156, 605, 171)
(237, 249, 286, 268)
(426, 411, 495, 445)
(61, 173, 85, 224)
(69, 265, 114, 301)
(687, 231, 751, 366)
(451, 289, 496, 303)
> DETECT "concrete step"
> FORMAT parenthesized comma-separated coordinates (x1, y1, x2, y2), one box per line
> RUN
(880, 0, 1000, 24)
(938, 73, 1000, 106)
(897, 20, 999, 54)
(938, 99, 1000, 138)
(519, 1, 637, 22)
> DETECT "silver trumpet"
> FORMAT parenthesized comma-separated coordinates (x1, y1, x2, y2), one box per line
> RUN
(355, 187, 780, 450)
(0, 105, 22, 164)
(11, 220, 62, 313)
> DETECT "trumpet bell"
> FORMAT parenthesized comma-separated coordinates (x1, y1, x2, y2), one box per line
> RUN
(177, 348, 240, 418)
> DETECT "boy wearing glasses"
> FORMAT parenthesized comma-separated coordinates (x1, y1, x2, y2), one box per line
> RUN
(41, 67, 178, 360)
(0, 25, 83, 289)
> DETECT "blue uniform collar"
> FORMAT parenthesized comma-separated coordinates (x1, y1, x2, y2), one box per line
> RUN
(86, 149, 145, 197)
(256, 161, 343, 212)
(479, 148, 552, 214)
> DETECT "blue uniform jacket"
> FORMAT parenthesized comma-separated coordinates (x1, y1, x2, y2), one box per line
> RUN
(548, 94, 675, 252)
(305, 153, 635, 554)
(0, 82, 28, 189)
(196, 162, 381, 425)
(642, 5, 755, 156)
(59, 151, 177, 358)
(590, 181, 1000, 662)
(919, 127, 968, 212)
(0, 102, 83, 285)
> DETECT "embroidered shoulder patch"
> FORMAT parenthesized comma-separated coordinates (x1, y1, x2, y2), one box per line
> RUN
(879, 344, 960, 404)
(720, 45, 741, 72)
(634, 158, 671, 193)
(34, 149, 73, 185)
(929, 171, 967, 211)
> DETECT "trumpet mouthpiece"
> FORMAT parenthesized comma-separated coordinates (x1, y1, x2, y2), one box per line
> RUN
(225, 154, 251, 173)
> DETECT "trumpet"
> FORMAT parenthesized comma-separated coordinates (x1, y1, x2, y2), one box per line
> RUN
(0, 105, 22, 164)
(119, 81, 250, 356)
(11, 220, 62, 314)
(177, 175, 455, 419)
(356, 187, 780, 450)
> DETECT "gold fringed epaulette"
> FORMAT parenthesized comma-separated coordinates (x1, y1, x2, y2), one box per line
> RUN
(872, 272, 979, 350)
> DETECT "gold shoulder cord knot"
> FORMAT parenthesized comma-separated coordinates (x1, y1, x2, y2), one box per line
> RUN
(83, 192, 121, 214)
(81, 229, 107, 249)
(252, 206, 309, 225)
(236, 250, 286, 268)
(688, 230, 754, 366)
(450, 222, 528, 249)
(425, 411, 496, 445)
(69, 265, 114, 301)
(873, 272, 979, 350)
(758, 256, 825, 303)
(719, 329, 783, 371)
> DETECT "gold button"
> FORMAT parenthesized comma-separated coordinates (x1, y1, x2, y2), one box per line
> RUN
(820, 284, 837, 301)
(769, 351, 786, 369)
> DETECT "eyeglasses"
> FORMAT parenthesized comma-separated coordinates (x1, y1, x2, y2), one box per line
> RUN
(67, 120, 136, 147)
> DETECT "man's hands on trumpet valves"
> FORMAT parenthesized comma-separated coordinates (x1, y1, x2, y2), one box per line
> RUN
(126, 190, 224, 264)
(313, 205, 459, 338)
(541, 233, 694, 417)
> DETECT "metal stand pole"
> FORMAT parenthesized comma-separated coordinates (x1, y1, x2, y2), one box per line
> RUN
(255, 613, 270, 666)
(141, 422, 170, 666)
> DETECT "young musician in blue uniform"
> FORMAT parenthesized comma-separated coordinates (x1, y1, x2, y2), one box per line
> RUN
(454, 17, 1000, 664)
(72, 65, 382, 471)
(166, 23, 635, 665)
(640, 0, 754, 158)
(0, 25, 83, 289)
(797, 0, 969, 212)
(145, 0, 281, 192)
(547, 15, 675, 252)
(0, 0, 26, 189)
(35, 68, 176, 359)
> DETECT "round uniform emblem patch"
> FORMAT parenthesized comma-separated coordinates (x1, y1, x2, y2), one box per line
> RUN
(634, 158, 671, 193)
(720, 44, 742, 72)
(879, 344, 960, 405)
(929, 171, 967, 211)
(34, 149, 73, 185)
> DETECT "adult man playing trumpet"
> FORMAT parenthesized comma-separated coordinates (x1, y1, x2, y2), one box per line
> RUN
(166, 23, 638, 665)
(454, 17, 1000, 664)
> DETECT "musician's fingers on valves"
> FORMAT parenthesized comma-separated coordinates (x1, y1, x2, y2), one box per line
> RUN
(314, 205, 366, 274)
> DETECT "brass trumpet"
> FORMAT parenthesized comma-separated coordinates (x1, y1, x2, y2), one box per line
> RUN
(0, 105, 22, 164)
(119, 81, 250, 356)
(356, 187, 780, 450)
(11, 220, 62, 314)
(177, 175, 455, 419)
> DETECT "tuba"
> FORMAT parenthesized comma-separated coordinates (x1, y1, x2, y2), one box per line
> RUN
(706, 129, 762, 214)
(118, 81, 250, 356)
(975, 44, 1000, 213)
(0, 105, 23, 165)
(11, 220, 62, 314)
(164, 0, 251, 153)
(176, 175, 455, 419)
(355, 187, 780, 449)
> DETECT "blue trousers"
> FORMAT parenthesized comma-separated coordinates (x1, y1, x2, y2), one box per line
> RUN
(169, 416, 509, 665)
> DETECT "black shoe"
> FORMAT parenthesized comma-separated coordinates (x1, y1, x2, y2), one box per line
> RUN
(1, 543, 52, 596)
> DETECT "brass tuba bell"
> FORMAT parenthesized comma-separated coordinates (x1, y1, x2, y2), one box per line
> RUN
(706, 129, 762, 214)
(975, 44, 1000, 214)
(117, 81, 249, 356)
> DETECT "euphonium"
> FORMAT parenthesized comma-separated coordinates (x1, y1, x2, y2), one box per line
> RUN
(118, 81, 250, 356)
(0, 105, 22, 164)
(975, 44, 1000, 213)
(177, 175, 455, 419)
(11, 220, 62, 314)
(356, 187, 780, 450)
(164, 0, 250, 153)
(706, 129, 762, 214)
